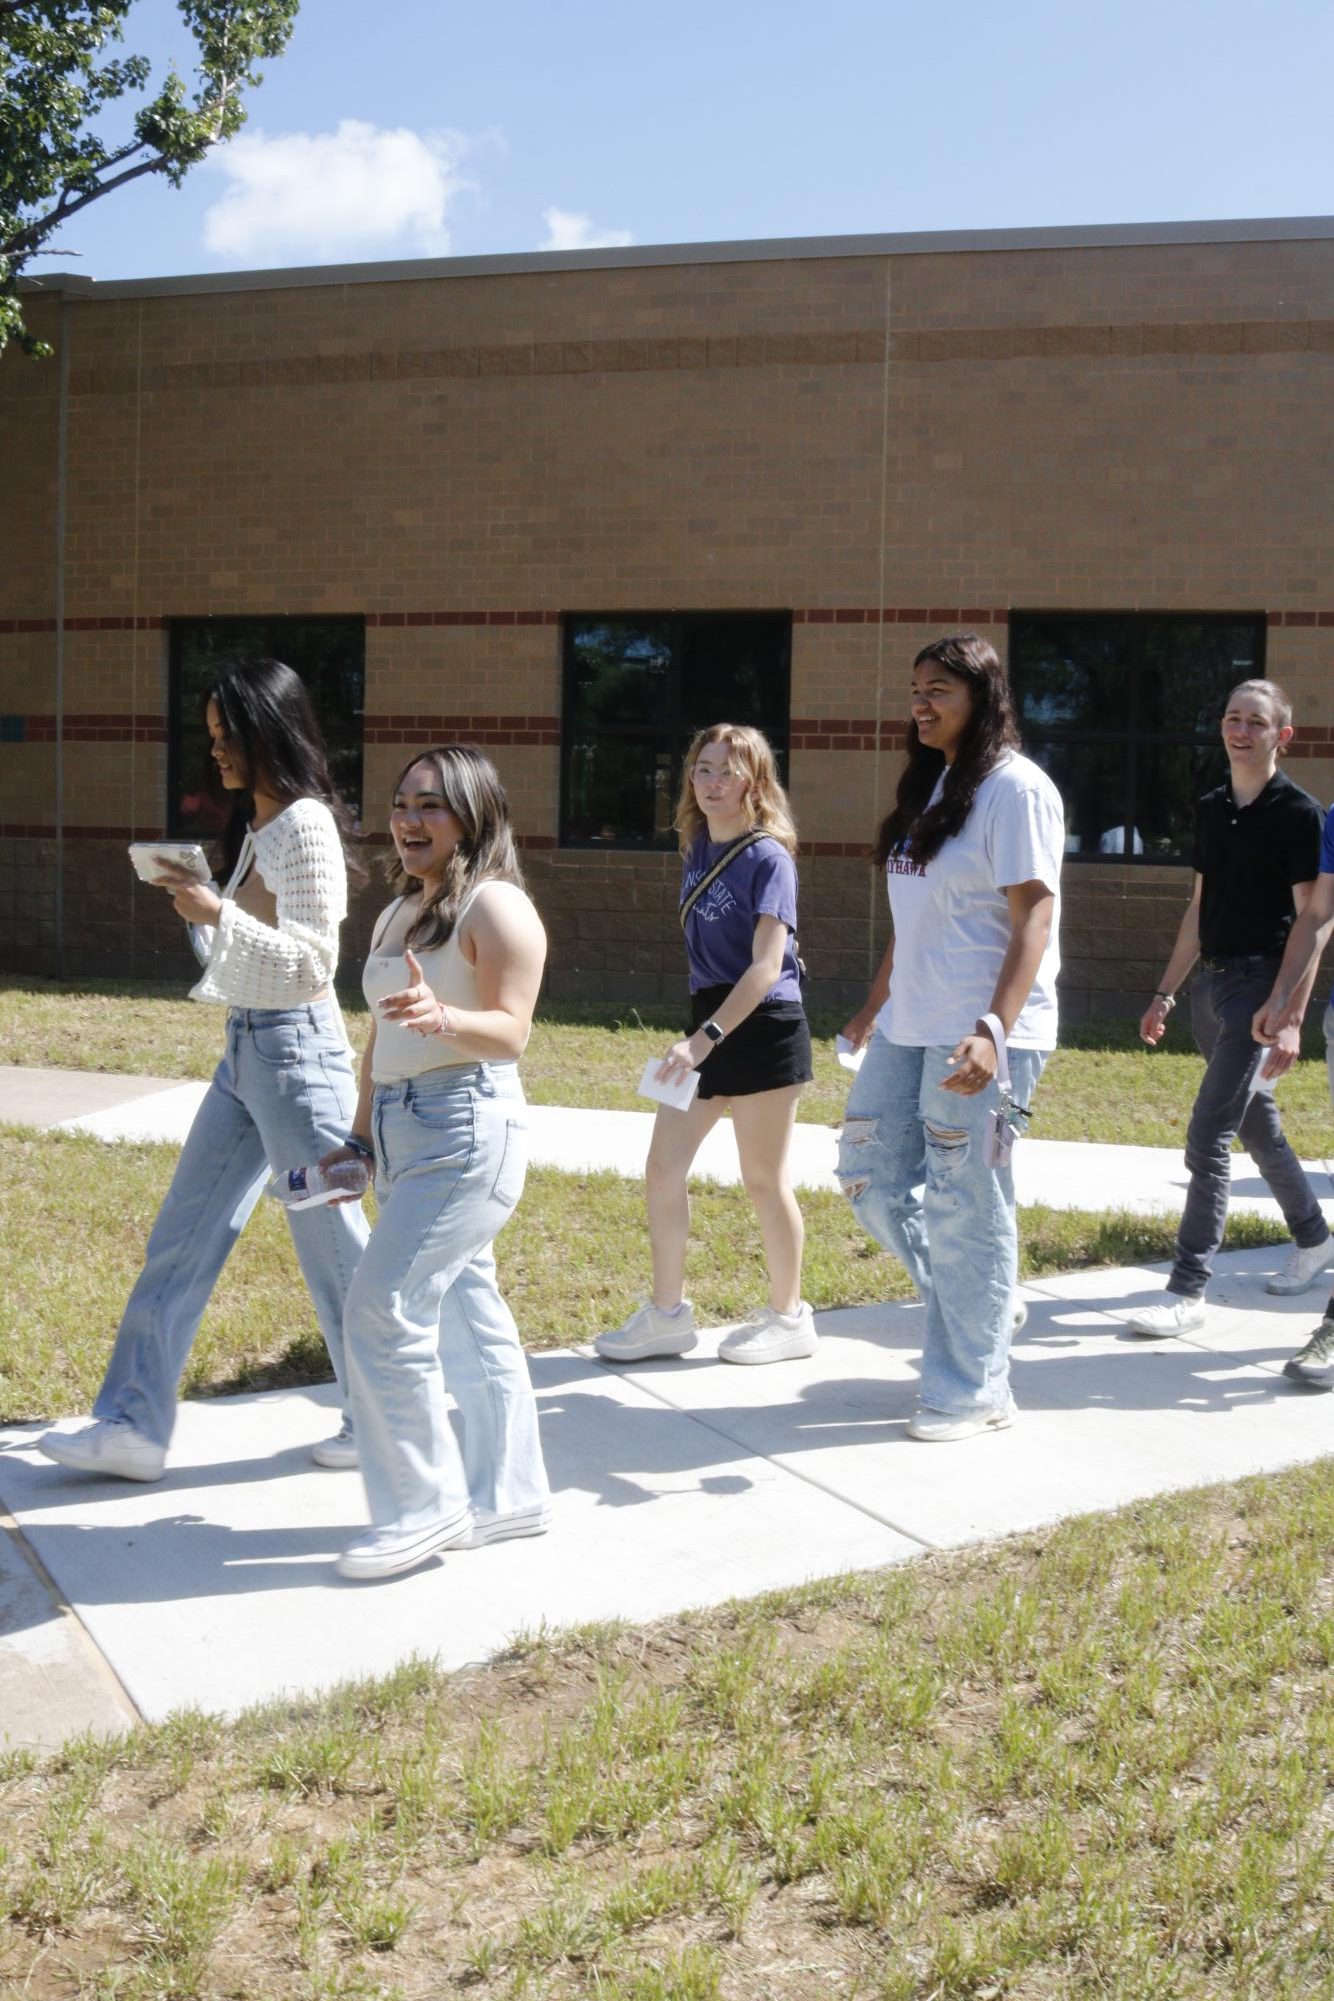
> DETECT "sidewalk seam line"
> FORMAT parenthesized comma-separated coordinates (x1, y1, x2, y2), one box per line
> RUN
(591, 1359, 938, 1553)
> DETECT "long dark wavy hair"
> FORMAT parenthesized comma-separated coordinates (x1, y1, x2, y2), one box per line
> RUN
(873, 635, 1021, 869)
(208, 658, 363, 882)
(385, 745, 526, 951)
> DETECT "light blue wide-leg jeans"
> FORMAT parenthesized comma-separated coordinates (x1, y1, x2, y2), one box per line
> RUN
(343, 1062, 549, 1533)
(838, 1031, 1046, 1415)
(94, 1001, 369, 1446)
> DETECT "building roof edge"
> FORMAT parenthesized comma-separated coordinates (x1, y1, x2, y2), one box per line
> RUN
(20, 214, 1334, 302)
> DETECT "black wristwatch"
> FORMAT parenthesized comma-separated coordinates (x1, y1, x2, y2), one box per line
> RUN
(700, 1019, 725, 1044)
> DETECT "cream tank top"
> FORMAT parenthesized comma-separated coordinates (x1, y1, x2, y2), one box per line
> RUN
(364, 885, 504, 1083)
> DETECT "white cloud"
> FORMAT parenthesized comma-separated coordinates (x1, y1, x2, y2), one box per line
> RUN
(203, 119, 472, 263)
(540, 206, 633, 253)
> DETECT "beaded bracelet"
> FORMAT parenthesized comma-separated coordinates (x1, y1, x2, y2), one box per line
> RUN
(1153, 991, 1176, 1012)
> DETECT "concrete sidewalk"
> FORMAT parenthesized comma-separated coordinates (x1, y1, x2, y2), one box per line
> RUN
(3, 1063, 1334, 1750)
(8, 1061, 1334, 1220)
(5, 1248, 1334, 1743)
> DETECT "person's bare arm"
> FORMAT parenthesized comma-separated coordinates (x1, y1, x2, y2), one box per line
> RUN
(941, 880, 1054, 1095)
(1251, 873, 1334, 1074)
(656, 914, 790, 1080)
(841, 938, 895, 1050)
(1140, 876, 1202, 1047)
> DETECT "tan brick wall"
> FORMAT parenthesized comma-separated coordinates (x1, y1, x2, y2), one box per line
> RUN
(3, 233, 1332, 1010)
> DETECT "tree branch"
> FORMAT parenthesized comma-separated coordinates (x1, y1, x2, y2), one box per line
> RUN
(4, 153, 171, 264)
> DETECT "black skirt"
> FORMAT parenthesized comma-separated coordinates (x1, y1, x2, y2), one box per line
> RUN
(688, 982, 814, 1100)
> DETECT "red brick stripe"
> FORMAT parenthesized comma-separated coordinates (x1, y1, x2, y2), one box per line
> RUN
(21, 714, 167, 743)
(363, 713, 559, 746)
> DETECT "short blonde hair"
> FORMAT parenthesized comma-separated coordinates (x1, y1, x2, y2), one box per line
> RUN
(674, 723, 798, 856)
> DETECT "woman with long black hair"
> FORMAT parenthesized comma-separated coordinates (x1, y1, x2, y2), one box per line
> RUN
(41, 659, 370, 1481)
(838, 635, 1063, 1441)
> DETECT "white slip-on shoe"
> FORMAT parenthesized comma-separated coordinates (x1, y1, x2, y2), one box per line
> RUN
(718, 1301, 819, 1366)
(39, 1417, 166, 1482)
(1266, 1239, 1333, 1296)
(1123, 1296, 1207, 1339)
(907, 1397, 1017, 1443)
(594, 1299, 698, 1362)
(311, 1418, 358, 1469)
(336, 1508, 473, 1582)
(461, 1504, 553, 1548)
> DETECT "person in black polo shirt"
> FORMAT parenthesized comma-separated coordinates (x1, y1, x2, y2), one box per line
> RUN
(1125, 678, 1330, 1338)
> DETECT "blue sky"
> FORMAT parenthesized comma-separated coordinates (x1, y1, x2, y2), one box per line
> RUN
(28, 0, 1334, 282)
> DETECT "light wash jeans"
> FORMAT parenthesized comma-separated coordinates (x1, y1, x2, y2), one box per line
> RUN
(838, 1032, 1047, 1416)
(1165, 960, 1328, 1299)
(343, 1062, 549, 1533)
(94, 1001, 370, 1447)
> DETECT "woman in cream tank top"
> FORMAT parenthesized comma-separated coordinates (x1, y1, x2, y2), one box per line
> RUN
(325, 745, 552, 1582)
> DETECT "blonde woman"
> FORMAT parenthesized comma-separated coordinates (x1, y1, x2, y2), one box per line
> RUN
(596, 724, 816, 1367)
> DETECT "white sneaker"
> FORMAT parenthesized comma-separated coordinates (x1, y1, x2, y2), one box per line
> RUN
(594, 1300, 698, 1361)
(1013, 1300, 1029, 1333)
(311, 1418, 357, 1469)
(337, 1508, 473, 1581)
(1266, 1239, 1333, 1296)
(1123, 1296, 1207, 1339)
(461, 1503, 552, 1548)
(717, 1301, 819, 1366)
(908, 1397, 1017, 1443)
(39, 1417, 166, 1482)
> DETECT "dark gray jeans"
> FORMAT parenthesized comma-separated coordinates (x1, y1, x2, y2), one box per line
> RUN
(1169, 958, 1329, 1299)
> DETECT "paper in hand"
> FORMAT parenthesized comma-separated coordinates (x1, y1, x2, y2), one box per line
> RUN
(637, 1057, 701, 1111)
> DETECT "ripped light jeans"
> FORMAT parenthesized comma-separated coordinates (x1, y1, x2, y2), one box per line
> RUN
(343, 1062, 549, 1534)
(838, 1031, 1047, 1416)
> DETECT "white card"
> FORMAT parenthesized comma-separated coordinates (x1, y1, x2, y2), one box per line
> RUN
(637, 1057, 701, 1110)
(835, 1034, 866, 1073)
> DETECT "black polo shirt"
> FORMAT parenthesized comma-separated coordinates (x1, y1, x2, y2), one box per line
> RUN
(1194, 769, 1323, 959)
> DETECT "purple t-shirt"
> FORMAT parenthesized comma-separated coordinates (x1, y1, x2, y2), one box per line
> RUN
(1322, 806, 1334, 1005)
(680, 834, 803, 1002)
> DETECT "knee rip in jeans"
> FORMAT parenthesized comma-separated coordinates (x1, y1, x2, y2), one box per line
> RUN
(924, 1119, 968, 1153)
(837, 1116, 875, 1202)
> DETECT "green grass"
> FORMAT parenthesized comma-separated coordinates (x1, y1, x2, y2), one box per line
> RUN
(4, 1467, 1334, 1997)
(0, 1122, 1289, 1425)
(6, 974, 1334, 1148)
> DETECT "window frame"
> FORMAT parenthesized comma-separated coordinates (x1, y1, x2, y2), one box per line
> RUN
(558, 610, 793, 851)
(1008, 608, 1269, 866)
(166, 614, 366, 840)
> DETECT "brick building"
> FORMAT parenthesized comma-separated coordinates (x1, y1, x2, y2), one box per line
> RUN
(3, 216, 1332, 1013)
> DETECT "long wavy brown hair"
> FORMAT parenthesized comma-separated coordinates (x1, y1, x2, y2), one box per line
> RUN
(384, 745, 525, 951)
(874, 635, 1020, 869)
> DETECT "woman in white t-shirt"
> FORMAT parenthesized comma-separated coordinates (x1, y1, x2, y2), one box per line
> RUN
(322, 745, 551, 1582)
(839, 635, 1063, 1441)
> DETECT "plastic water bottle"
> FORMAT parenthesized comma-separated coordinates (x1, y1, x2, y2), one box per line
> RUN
(266, 1158, 370, 1210)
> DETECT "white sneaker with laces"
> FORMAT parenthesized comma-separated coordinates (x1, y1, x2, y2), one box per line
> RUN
(461, 1504, 552, 1548)
(39, 1417, 166, 1482)
(594, 1299, 698, 1362)
(908, 1397, 1017, 1443)
(336, 1508, 473, 1581)
(717, 1301, 818, 1366)
(1265, 1239, 1333, 1296)
(311, 1418, 357, 1469)
(1123, 1296, 1207, 1339)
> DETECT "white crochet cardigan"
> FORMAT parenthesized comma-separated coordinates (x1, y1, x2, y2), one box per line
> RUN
(190, 797, 349, 1008)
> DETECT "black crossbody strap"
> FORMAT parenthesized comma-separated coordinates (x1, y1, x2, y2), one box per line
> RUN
(678, 830, 766, 929)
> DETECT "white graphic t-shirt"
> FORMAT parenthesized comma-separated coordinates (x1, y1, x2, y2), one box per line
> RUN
(876, 752, 1063, 1051)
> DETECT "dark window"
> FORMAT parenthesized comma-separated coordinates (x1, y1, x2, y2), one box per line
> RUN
(1009, 612, 1267, 863)
(168, 617, 365, 838)
(561, 612, 792, 847)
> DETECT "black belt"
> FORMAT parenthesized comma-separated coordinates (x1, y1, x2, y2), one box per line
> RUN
(1199, 953, 1281, 974)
